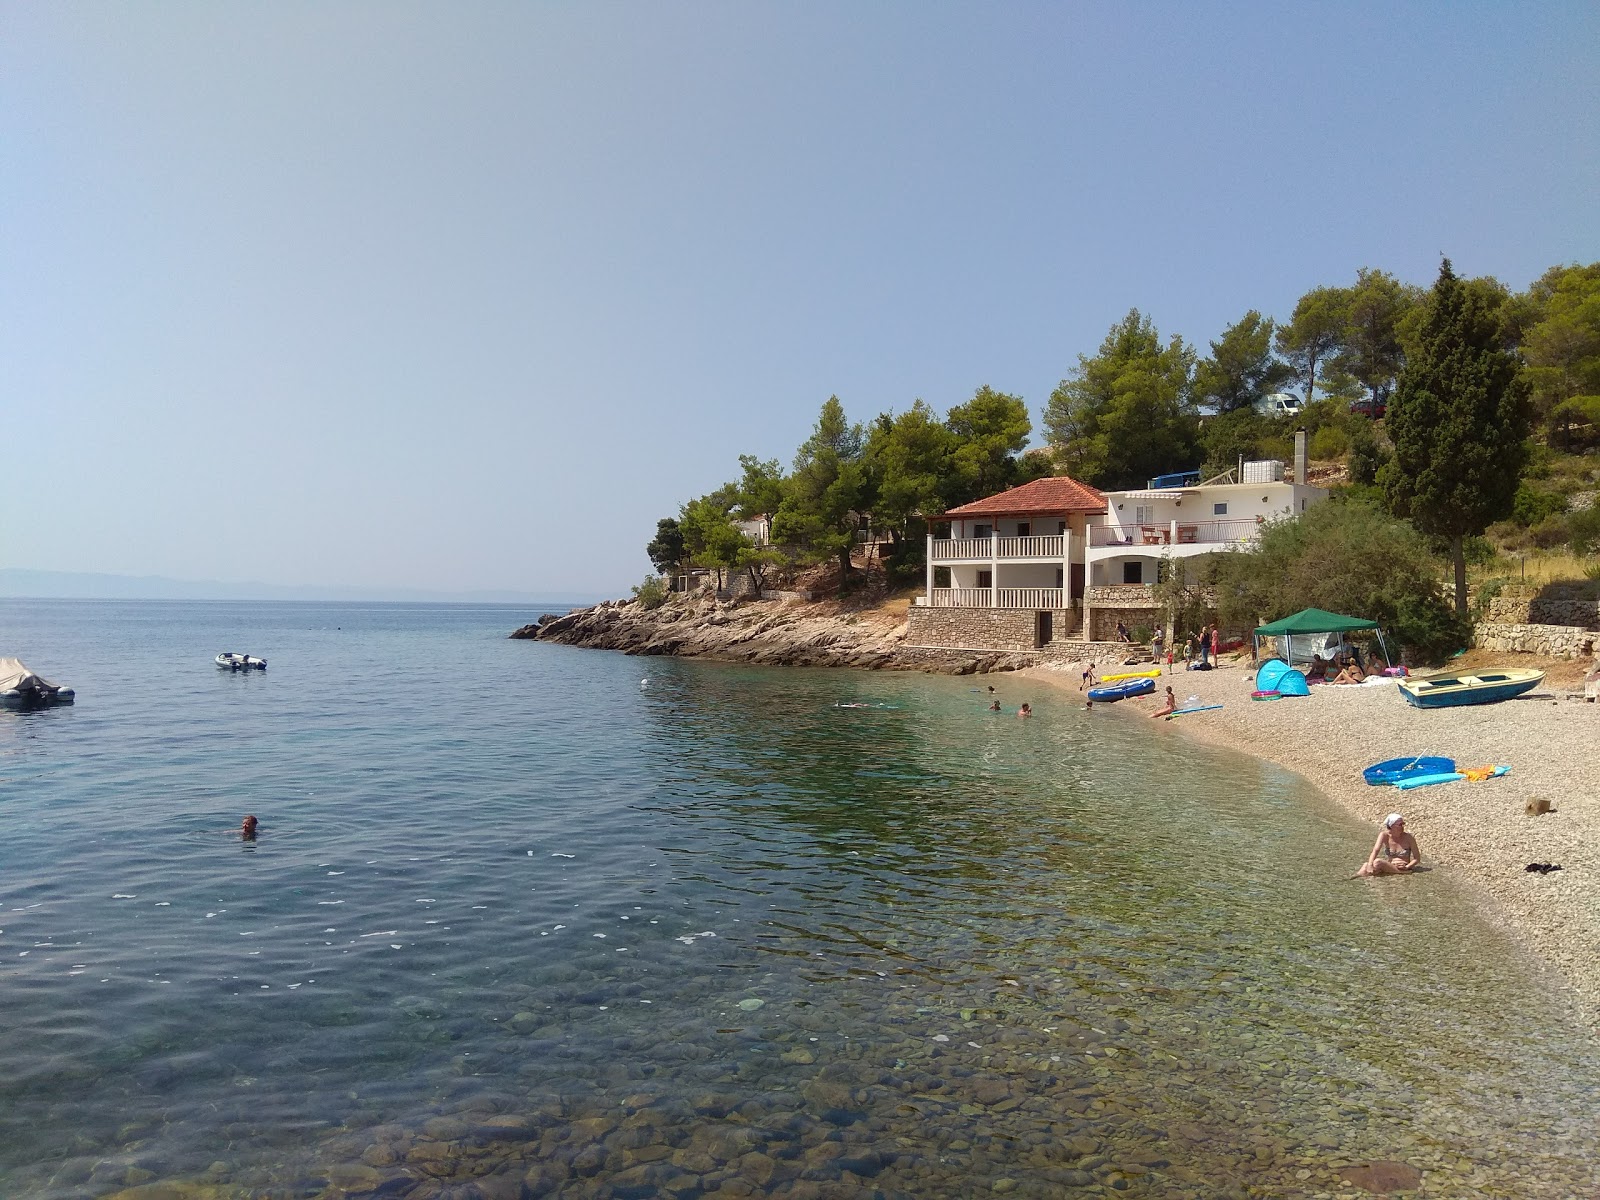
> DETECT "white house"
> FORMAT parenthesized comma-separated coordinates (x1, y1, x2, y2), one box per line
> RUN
(911, 450, 1327, 647)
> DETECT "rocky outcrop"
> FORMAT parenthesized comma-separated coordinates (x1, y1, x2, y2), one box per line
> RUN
(511, 593, 1038, 675)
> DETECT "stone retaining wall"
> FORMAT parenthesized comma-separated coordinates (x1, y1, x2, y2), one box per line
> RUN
(1473, 622, 1599, 659)
(1484, 597, 1600, 628)
(906, 606, 1077, 651)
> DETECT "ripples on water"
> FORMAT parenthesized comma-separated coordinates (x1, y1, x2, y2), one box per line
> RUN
(0, 599, 1596, 1198)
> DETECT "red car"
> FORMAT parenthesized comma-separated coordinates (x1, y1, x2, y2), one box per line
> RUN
(1349, 398, 1387, 419)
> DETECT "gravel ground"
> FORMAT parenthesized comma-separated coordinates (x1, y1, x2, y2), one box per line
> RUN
(1026, 655, 1600, 1024)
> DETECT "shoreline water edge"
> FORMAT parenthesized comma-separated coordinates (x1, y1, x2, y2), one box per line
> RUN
(1031, 658, 1600, 1026)
(527, 593, 1600, 1026)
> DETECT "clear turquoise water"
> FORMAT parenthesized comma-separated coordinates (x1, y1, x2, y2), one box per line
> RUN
(1, 599, 1596, 1199)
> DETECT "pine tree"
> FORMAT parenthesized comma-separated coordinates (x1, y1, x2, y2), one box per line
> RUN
(1382, 260, 1531, 613)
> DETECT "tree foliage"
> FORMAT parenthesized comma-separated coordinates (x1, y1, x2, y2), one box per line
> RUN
(1381, 260, 1532, 612)
(771, 396, 867, 582)
(1337, 269, 1421, 405)
(1275, 286, 1349, 406)
(945, 386, 1034, 503)
(1518, 263, 1600, 427)
(645, 518, 685, 575)
(1192, 311, 1291, 414)
(1044, 310, 1197, 488)
(1209, 495, 1470, 664)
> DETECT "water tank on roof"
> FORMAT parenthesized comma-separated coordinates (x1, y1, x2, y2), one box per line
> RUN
(1242, 460, 1285, 484)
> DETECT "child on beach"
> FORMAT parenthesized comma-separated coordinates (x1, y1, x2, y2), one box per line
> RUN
(1080, 662, 1096, 690)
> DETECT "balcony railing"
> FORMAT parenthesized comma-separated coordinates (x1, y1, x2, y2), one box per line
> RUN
(1088, 519, 1258, 548)
(929, 533, 1065, 562)
(926, 587, 1066, 609)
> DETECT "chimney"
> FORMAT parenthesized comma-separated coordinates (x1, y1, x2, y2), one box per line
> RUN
(1293, 428, 1308, 485)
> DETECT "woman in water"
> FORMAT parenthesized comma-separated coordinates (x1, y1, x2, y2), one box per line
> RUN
(1357, 813, 1419, 876)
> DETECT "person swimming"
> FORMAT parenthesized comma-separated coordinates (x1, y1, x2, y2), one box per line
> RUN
(989, 700, 1002, 711)
(241, 815, 258, 841)
(1017, 703, 1032, 717)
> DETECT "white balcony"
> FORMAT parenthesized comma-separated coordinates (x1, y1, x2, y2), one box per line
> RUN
(1087, 519, 1258, 550)
(925, 587, 1066, 609)
(929, 533, 1065, 562)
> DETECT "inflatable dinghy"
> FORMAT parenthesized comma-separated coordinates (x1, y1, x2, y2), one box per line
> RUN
(1086, 677, 1156, 702)
(1363, 756, 1455, 787)
(215, 653, 267, 671)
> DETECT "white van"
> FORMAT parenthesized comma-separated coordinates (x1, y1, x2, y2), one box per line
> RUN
(1255, 392, 1304, 418)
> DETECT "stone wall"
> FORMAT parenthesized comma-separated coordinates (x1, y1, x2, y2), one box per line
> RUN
(1086, 584, 1158, 607)
(1484, 597, 1600, 629)
(1474, 622, 1599, 659)
(906, 606, 1053, 651)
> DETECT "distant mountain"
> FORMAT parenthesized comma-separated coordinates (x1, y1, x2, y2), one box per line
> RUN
(0, 568, 603, 607)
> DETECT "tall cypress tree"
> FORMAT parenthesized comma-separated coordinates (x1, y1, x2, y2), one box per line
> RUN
(1382, 260, 1531, 613)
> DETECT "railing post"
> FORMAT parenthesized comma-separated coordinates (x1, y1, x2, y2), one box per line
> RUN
(925, 534, 934, 607)
(989, 530, 998, 608)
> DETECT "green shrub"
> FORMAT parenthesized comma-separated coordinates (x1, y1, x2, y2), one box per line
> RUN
(1470, 576, 1507, 622)
(1346, 421, 1389, 485)
(631, 575, 669, 610)
(1130, 625, 1153, 644)
(1209, 493, 1468, 665)
(1569, 506, 1600, 556)
(1511, 483, 1568, 527)
(1308, 425, 1349, 460)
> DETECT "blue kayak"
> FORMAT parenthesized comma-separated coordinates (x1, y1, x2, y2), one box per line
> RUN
(1363, 756, 1456, 786)
(1087, 677, 1156, 702)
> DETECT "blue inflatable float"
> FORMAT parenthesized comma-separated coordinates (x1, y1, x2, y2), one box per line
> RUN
(1087, 677, 1156, 702)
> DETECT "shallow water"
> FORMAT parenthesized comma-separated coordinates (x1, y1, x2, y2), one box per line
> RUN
(1, 599, 1596, 1199)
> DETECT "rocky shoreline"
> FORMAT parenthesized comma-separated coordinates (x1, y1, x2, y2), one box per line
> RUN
(512, 591, 1040, 675)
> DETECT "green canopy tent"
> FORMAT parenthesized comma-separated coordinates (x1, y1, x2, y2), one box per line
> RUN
(1252, 607, 1392, 670)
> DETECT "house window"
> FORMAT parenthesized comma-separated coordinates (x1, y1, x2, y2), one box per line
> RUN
(1213, 502, 1228, 516)
(933, 567, 951, 588)
(1015, 522, 1030, 537)
(1122, 561, 1143, 585)
(1134, 505, 1153, 525)
(974, 523, 992, 539)
(1057, 520, 1067, 534)
(977, 570, 993, 588)
(1055, 567, 1064, 588)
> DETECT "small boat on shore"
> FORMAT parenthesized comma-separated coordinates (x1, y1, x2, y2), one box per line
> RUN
(0, 658, 75, 705)
(1087, 677, 1156, 703)
(216, 652, 267, 671)
(1396, 668, 1544, 709)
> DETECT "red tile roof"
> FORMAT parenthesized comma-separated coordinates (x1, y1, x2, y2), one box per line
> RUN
(941, 475, 1107, 518)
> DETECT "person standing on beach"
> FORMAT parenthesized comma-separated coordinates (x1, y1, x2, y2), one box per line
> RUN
(1080, 662, 1096, 690)
(1210, 625, 1220, 663)
(1152, 627, 1165, 664)
(1357, 814, 1420, 876)
(1198, 624, 1211, 667)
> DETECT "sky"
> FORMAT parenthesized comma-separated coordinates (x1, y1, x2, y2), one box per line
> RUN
(4, 2, 1597, 599)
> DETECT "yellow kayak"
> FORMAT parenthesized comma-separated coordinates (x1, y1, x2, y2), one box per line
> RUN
(1096, 668, 1162, 683)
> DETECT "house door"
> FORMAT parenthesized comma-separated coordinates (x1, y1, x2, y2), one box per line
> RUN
(1070, 563, 1085, 599)
(1036, 610, 1053, 647)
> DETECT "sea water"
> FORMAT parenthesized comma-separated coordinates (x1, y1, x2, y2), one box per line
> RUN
(0, 599, 1596, 1199)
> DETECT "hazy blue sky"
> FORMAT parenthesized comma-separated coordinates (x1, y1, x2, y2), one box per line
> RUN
(4, 3, 1597, 598)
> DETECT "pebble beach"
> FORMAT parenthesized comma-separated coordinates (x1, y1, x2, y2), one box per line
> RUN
(1027, 654, 1600, 1025)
